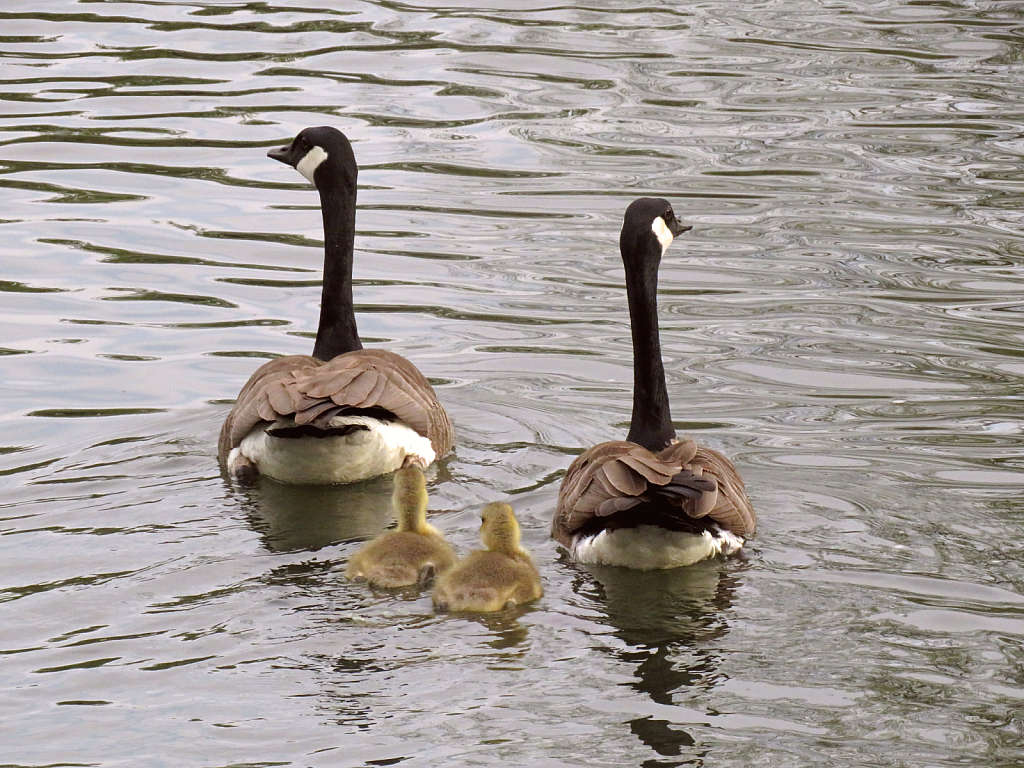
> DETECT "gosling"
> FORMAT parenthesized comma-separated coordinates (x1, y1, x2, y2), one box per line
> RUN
(346, 467, 456, 588)
(432, 502, 543, 613)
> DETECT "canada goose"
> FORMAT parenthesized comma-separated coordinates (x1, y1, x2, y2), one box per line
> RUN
(218, 126, 453, 484)
(345, 467, 456, 588)
(432, 502, 543, 612)
(552, 198, 756, 570)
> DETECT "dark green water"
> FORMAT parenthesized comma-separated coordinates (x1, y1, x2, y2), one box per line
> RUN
(2, 1, 1023, 765)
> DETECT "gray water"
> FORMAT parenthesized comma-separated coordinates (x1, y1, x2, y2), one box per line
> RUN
(2, 1, 1024, 765)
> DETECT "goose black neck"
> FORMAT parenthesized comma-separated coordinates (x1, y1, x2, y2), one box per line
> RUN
(311, 176, 362, 361)
(623, 243, 676, 452)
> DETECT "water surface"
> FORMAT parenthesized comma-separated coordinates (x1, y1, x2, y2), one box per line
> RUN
(2, 1, 1024, 766)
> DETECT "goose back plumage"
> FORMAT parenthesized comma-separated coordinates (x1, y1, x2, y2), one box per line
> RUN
(554, 439, 755, 547)
(218, 349, 454, 465)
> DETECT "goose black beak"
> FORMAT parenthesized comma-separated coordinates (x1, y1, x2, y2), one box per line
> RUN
(671, 221, 693, 238)
(267, 143, 294, 167)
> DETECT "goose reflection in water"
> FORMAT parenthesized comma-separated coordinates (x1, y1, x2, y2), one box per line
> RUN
(574, 559, 745, 763)
(229, 458, 457, 553)
(230, 474, 397, 553)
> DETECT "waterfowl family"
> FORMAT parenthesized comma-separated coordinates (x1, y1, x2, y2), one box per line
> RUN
(219, 126, 453, 484)
(346, 467, 456, 588)
(432, 502, 543, 613)
(552, 198, 756, 570)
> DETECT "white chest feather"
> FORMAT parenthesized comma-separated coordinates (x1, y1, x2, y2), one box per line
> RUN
(232, 415, 435, 485)
(571, 524, 744, 570)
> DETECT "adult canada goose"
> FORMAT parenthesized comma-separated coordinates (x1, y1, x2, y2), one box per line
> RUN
(552, 197, 756, 570)
(346, 467, 457, 588)
(432, 502, 543, 613)
(218, 126, 453, 484)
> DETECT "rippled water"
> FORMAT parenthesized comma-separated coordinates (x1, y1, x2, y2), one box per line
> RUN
(3, 1, 1024, 765)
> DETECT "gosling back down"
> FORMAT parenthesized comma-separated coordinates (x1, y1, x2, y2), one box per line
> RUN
(345, 467, 456, 588)
(432, 502, 542, 613)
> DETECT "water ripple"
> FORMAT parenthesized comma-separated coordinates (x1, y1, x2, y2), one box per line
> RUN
(2, 0, 1024, 766)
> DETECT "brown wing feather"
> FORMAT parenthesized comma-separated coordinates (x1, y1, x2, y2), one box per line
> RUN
(553, 438, 755, 547)
(553, 441, 677, 546)
(341, 369, 380, 405)
(684, 445, 756, 537)
(218, 349, 453, 464)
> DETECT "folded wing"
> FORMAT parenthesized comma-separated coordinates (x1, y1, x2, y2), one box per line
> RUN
(553, 438, 755, 547)
(218, 349, 454, 463)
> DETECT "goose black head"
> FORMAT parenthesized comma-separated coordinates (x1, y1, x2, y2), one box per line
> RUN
(619, 197, 691, 267)
(268, 126, 357, 188)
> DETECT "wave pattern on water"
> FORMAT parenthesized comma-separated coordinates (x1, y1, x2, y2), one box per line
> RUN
(2, 0, 1024, 766)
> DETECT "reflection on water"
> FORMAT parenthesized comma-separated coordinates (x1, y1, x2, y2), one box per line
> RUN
(440, 606, 535, 651)
(238, 474, 397, 552)
(2, 0, 1024, 766)
(580, 561, 740, 763)
(583, 560, 738, 647)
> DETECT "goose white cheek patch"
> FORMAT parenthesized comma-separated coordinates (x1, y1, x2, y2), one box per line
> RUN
(296, 145, 329, 183)
(651, 216, 674, 253)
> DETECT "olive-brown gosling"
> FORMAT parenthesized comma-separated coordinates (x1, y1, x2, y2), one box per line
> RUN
(432, 502, 543, 613)
(345, 467, 456, 588)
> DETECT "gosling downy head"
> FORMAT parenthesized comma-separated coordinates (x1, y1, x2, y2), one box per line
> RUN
(479, 501, 525, 557)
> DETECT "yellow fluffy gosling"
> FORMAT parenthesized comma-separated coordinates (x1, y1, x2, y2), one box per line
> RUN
(432, 502, 542, 612)
(346, 467, 456, 588)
